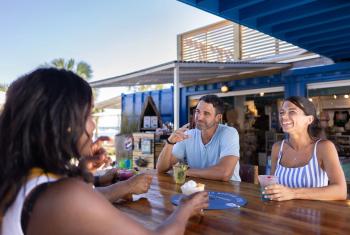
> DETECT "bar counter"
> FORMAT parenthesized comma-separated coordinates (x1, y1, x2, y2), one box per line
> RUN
(114, 170, 350, 235)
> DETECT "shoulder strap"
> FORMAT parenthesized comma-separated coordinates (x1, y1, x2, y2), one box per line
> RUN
(21, 181, 53, 234)
(277, 139, 285, 164)
(313, 139, 322, 159)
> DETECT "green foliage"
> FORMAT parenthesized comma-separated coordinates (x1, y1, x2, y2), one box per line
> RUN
(43, 58, 97, 99)
(44, 58, 93, 80)
(76, 61, 92, 80)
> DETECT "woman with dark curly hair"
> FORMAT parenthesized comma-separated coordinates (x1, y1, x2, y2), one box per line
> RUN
(0, 68, 208, 235)
(265, 96, 347, 201)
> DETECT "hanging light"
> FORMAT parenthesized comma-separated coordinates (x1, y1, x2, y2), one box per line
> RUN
(259, 92, 265, 97)
(221, 85, 229, 93)
(308, 98, 313, 102)
(333, 94, 337, 99)
(345, 94, 349, 99)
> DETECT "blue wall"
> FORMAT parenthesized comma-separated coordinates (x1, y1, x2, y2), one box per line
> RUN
(122, 87, 174, 125)
(122, 62, 350, 126)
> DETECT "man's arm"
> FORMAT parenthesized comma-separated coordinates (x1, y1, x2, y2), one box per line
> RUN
(156, 123, 190, 173)
(156, 143, 179, 173)
(186, 156, 239, 181)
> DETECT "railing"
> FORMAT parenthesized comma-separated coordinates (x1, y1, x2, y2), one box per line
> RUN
(178, 20, 306, 62)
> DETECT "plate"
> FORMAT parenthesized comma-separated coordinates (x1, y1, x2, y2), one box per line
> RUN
(171, 191, 247, 210)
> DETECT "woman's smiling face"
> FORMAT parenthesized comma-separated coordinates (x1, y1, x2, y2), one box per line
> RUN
(279, 101, 313, 134)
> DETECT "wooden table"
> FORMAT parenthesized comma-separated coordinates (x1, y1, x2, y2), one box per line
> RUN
(114, 171, 350, 235)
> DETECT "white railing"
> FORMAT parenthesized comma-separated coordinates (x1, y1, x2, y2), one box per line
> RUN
(178, 20, 307, 62)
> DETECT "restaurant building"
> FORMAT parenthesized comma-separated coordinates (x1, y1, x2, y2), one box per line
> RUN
(90, 2, 350, 177)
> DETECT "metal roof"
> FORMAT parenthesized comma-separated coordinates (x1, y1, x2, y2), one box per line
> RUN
(94, 96, 121, 109)
(178, 0, 350, 62)
(89, 60, 290, 88)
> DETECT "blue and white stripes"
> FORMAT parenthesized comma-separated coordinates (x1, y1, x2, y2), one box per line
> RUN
(275, 140, 328, 188)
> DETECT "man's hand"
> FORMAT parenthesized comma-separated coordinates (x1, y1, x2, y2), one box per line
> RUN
(126, 173, 153, 195)
(168, 123, 190, 144)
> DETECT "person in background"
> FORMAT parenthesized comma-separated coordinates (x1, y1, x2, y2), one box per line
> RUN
(0, 68, 208, 235)
(157, 95, 240, 182)
(266, 96, 347, 201)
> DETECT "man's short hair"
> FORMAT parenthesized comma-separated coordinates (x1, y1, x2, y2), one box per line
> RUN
(199, 95, 224, 115)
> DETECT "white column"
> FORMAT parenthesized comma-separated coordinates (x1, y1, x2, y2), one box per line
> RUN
(174, 63, 180, 130)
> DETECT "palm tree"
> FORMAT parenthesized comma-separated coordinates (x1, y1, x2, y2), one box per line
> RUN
(49, 58, 93, 80)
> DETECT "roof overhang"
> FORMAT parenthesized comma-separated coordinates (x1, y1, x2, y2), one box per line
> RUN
(94, 96, 121, 109)
(178, 0, 350, 62)
(90, 60, 291, 88)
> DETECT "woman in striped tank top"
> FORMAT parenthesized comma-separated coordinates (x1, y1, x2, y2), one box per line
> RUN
(263, 96, 347, 201)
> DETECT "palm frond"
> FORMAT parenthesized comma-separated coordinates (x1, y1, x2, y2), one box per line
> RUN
(51, 58, 66, 69)
(76, 61, 93, 80)
(66, 58, 75, 71)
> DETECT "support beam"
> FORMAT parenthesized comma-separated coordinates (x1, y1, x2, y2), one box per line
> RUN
(173, 63, 180, 130)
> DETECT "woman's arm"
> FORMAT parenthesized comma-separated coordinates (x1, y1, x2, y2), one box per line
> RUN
(27, 178, 208, 235)
(95, 173, 153, 202)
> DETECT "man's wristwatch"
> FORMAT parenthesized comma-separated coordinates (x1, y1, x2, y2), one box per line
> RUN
(166, 138, 176, 145)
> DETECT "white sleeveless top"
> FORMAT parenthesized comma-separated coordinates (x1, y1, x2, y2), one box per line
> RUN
(2, 171, 59, 235)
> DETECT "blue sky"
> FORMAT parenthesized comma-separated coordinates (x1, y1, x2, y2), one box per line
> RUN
(0, 0, 221, 95)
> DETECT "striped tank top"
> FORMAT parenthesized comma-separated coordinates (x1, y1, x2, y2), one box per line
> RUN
(275, 139, 328, 188)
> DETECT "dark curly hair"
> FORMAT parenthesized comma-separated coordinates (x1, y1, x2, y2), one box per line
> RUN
(284, 96, 321, 139)
(0, 68, 93, 216)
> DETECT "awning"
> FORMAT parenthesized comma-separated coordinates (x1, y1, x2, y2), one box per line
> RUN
(94, 96, 121, 110)
(89, 60, 291, 88)
(90, 60, 290, 130)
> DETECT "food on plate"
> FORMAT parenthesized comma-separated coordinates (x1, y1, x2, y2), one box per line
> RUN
(180, 180, 205, 195)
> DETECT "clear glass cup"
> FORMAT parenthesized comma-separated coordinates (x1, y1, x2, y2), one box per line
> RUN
(258, 175, 279, 201)
(173, 165, 187, 184)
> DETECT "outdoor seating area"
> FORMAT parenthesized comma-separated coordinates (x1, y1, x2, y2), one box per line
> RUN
(1, 1, 350, 235)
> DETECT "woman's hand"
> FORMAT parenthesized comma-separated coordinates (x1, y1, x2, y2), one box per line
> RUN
(126, 173, 153, 195)
(180, 191, 209, 216)
(80, 136, 112, 172)
(263, 184, 296, 201)
(98, 168, 118, 185)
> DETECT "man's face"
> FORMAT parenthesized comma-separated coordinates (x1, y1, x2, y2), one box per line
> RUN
(194, 100, 221, 130)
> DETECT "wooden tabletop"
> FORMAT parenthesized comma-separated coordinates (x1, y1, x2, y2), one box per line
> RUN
(114, 171, 350, 235)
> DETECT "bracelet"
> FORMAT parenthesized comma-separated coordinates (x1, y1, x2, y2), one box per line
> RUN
(166, 138, 176, 145)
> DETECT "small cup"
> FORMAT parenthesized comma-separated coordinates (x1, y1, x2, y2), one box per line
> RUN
(173, 165, 187, 184)
(258, 175, 279, 201)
